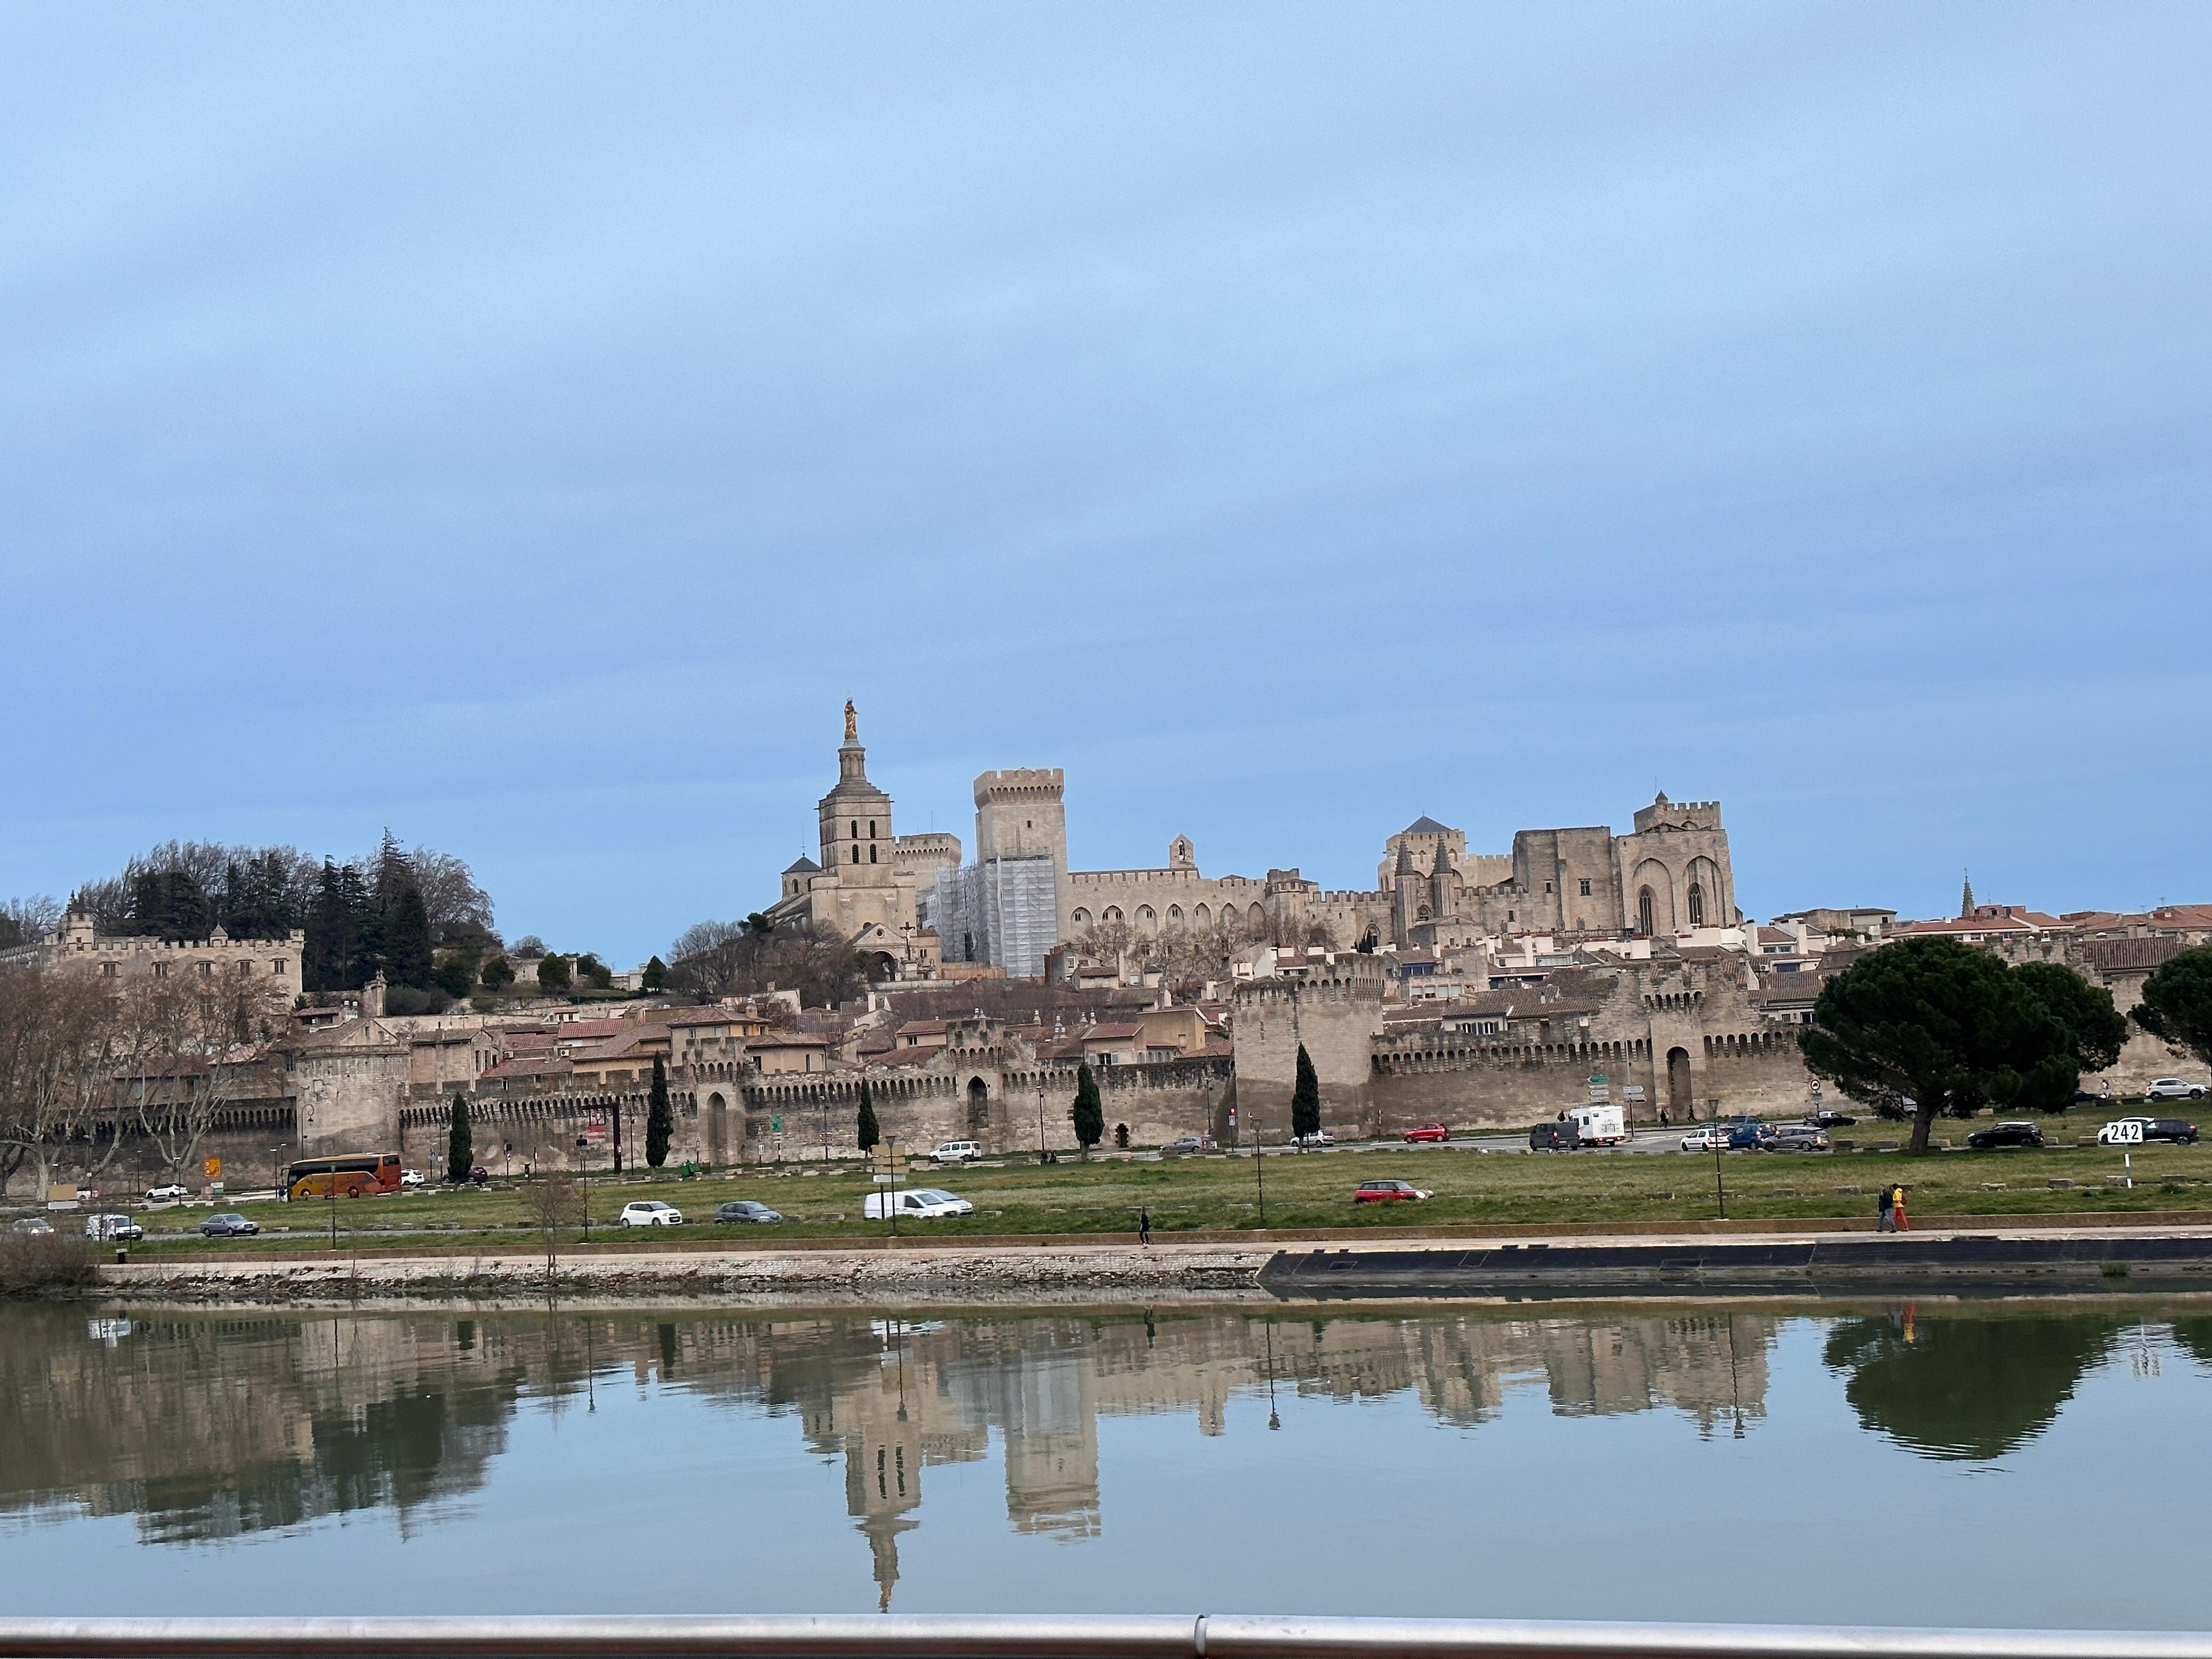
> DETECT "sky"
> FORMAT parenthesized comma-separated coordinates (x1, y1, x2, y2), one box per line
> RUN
(2, 2, 2206, 965)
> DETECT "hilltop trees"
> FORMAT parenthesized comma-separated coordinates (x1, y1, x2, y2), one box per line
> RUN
(666, 918, 863, 1007)
(2133, 946, 2212, 1071)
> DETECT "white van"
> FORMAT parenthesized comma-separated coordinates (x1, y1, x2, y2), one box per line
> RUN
(929, 1141, 983, 1165)
(863, 1188, 975, 1220)
(1567, 1104, 1627, 1146)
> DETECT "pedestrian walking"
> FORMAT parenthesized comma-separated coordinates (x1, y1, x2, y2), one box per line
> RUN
(1875, 1183, 1894, 1233)
(1138, 1206, 1152, 1247)
(1893, 1185, 1910, 1232)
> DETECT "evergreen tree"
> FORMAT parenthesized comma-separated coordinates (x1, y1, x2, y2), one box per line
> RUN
(857, 1079, 880, 1153)
(304, 860, 355, 993)
(385, 883, 434, 989)
(343, 863, 383, 987)
(1291, 1043, 1321, 1141)
(445, 1093, 473, 1183)
(1071, 1062, 1104, 1156)
(645, 1056, 673, 1167)
(642, 956, 666, 992)
(480, 955, 516, 990)
(2134, 946, 2212, 1073)
(536, 954, 573, 994)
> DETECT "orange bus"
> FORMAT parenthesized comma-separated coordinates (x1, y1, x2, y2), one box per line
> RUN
(287, 1152, 403, 1200)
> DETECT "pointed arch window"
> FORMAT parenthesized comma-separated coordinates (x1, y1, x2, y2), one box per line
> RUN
(1638, 888, 1656, 935)
(1687, 883, 1706, 927)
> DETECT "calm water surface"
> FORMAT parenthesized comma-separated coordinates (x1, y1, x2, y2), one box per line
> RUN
(4, 1298, 2207, 1627)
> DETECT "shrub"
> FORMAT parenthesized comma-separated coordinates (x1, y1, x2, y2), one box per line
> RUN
(0, 1232, 99, 1297)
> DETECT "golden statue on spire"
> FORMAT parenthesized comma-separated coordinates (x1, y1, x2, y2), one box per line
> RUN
(844, 699, 858, 743)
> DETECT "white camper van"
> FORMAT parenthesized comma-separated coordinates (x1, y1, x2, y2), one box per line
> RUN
(1567, 1104, 1627, 1147)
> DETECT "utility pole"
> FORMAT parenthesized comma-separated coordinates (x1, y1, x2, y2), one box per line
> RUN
(1254, 1101, 1267, 1230)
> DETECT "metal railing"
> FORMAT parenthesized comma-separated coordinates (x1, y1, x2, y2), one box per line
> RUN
(0, 1619, 2206, 1659)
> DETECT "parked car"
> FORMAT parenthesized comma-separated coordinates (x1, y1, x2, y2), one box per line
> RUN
(10, 1216, 55, 1235)
(144, 1183, 190, 1202)
(468, 1165, 489, 1184)
(714, 1200, 783, 1224)
(1967, 1120, 2045, 1150)
(2145, 1078, 2208, 1103)
(863, 1188, 973, 1219)
(1294, 1130, 1337, 1148)
(929, 1140, 983, 1165)
(1352, 1179, 1430, 1203)
(2099, 1118, 2156, 1145)
(84, 1213, 144, 1241)
(199, 1213, 259, 1237)
(1158, 1135, 1214, 1156)
(618, 1200, 684, 1227)
(2145, 1118, 2202, 1145)
(1727, 1122, 1778, 1151)
(1768, 1126, 1830, 1152)
(399, 1169, 427, 1189)
(1804, 1110, 1857, 1129)
(1679, 1125, 1731, 1152)
(1402, 1123, 1452, 1143)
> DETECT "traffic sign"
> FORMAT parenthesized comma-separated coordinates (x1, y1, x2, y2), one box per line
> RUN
(582, 1122, 607, 1142)
(2108, 1119, 2145, 1145)
(203, 1157, 221, 1180)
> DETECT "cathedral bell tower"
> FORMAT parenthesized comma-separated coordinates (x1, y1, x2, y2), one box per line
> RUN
(817, 700, 897, 887)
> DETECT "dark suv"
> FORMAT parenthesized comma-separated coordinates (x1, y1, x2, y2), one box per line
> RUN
(2145, 1119, 2201, 1145)
(1967, 1120, 2045, 1150)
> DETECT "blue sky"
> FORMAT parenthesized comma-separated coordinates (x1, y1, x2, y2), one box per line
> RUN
(2, 3, 2206, 965)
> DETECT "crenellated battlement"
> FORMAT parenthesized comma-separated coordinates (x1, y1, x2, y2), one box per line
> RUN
(974, 768, 1065, 802)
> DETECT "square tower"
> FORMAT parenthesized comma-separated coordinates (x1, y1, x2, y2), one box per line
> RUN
(973, 768, 1070, 957)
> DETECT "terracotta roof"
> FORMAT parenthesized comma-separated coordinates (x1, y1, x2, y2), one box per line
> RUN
(872, 1047, 944, 1069)
(481, 1055, 574, 1081)
(2081, 936, 2186, 974)
(749, 1031, 831, 1049)
(552, 1018, 628, 1041)
(1082, 1023, 1143, 1041)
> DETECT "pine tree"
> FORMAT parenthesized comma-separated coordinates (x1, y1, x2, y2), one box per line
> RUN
(340, 863, 382, 988)
(856, 1079, 880, 1153)
(645, 1056, 673, 1167)
(304, 860, 354, 993)
(642, 956, 666, 992)
(445, 1093, 473, 1183)
(1291, 1043, 1321, 1142)
(1072, 1062, 1104, 1156)
(385, 883, 434, 989)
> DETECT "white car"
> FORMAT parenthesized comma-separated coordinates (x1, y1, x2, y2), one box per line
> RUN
(2144, 1078, 2207, 1103)
(618, 1200, 684, 1226)
(399, 1169, 427, 1189)
(84, 1214, 145, 1242)
(1295, 1131, 1337, 1147)
(1680, 1126, 1730, 1152)
(863, 1187, 974, 1220)
(929, 1140, 983, 1164)
(143, 1184, 190, 1202)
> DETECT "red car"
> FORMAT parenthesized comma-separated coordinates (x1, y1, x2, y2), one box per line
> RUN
(1353, 1180, 1431, 1203)
(1402, 1123, 1452, 1143)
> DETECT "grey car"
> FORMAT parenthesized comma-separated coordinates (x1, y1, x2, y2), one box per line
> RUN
(199, 1212, 260, 1238)
(1768, 1127, 1830, 1152)
(715, 1200, 783, 1224)
(9, 1217, 55, 1236)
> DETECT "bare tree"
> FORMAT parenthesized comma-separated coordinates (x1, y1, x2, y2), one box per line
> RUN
(0, 965, 117, 1200)
(0, 896, 62, 950)
(668, 920, 863, 1008)
(110, 971, 290, 1180)
(520, 1160, 587, 1281)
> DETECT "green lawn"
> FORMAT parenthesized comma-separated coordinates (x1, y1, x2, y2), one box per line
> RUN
(111, 1111, 2212, 1257)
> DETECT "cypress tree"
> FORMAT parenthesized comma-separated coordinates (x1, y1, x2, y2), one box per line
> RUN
(1072, 1062, 1104, 1156)
(385, 883, 434, 989)
(856, 1079, 880, 1153)
(1291, 1043, 1321, 1142)
(304, 860, 354, 993)
(646, 1056, 673, 1168)
(642, 956, 666, 992)
(445, 1093, 473, 1183)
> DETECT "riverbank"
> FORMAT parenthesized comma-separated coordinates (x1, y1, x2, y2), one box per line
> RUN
(76, 1210, 2212, 1306)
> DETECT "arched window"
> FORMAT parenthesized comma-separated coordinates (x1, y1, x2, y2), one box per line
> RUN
(1071, 908, 1092, 929)
(1104, 906, 1123, 924)
(1168, 904, 1183, 926)
(869, 820, 877, 838)
(869, 845, 877, 863)
(850, 821, 859, 839)
(1638, 888, 1656, 935)
(850, 846, 859, 864)
(1687, 883, 1705, 927)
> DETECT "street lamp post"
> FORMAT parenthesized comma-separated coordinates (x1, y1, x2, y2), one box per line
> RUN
(270, 1145, 285, 1203)
(1253, 1102, 1267, 1230)
(1036, 1082, 1047, 1165)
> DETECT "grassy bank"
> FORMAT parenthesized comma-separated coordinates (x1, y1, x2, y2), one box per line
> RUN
(103, 1113, 2212, 1257)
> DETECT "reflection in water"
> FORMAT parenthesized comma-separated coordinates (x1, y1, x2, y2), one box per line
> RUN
(1820, 1308, 2124, 1461)
(4, 1300, 2192, 1609)
(0, 1302, 1775, 1599)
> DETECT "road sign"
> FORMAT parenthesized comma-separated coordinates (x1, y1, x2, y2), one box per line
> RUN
(2108, 1119, 2145, 1145)
(582, 1122, 607, 1142)
(771, 1115, 785, 1134)
(203, 1157, 221, 1180)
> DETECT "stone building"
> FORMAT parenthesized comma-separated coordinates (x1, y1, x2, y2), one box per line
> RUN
(1, 908, 305, 989)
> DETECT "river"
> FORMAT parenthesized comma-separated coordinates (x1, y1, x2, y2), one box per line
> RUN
(3, 1298, 2206, 1627)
